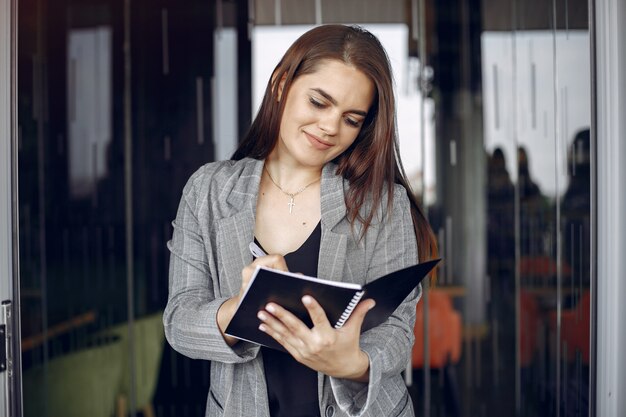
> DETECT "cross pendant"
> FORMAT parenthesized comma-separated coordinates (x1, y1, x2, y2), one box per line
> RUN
(288, 197, 296, 214)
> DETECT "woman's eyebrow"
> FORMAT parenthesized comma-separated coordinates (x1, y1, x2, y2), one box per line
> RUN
(310, 88, 368, 116)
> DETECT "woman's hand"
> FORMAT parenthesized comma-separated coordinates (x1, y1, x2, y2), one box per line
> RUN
(258, 295, 376, 382)
(217, 255, 289, 346)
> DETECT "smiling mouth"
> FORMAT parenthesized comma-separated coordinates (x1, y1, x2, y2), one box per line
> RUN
(305, 132, 333, 150)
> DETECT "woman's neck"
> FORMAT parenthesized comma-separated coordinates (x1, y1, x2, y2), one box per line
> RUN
(265, 153, 323, 191)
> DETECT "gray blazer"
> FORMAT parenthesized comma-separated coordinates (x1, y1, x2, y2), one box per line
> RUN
(164, 158, 420, 417)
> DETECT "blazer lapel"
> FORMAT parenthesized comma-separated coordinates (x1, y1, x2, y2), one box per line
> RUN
(318, 163, 349, 282)
(216, 210, 255, 294)
(215, 159, 264, 294)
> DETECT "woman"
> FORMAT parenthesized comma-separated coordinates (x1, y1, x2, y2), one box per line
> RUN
(164, 24, 437, 417)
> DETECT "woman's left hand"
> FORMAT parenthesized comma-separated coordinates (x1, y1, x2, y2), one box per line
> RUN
(257, 296, 375, 382)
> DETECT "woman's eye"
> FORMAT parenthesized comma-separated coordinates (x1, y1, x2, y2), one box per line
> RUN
(309, 98, 325, 108)
(345, 117, 360, 128)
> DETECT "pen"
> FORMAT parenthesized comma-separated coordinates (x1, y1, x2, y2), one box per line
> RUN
(249, 241, 267, 258)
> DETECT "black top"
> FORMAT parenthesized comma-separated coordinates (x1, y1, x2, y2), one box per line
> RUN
(254, 221, 322, 417)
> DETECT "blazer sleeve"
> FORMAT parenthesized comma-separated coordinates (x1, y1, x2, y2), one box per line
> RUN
(329, 186, 420, 416)
(163, 165, 260, 363)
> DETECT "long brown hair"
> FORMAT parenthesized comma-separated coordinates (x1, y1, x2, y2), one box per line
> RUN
(232, 25, 437, 262)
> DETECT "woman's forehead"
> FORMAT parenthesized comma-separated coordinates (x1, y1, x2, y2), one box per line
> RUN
(296, 62, 373, 109)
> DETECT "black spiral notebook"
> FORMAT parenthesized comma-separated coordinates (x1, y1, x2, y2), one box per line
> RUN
(225, 258, 441, 351)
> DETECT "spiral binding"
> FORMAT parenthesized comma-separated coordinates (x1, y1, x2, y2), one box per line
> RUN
(334, 290, 366, 328)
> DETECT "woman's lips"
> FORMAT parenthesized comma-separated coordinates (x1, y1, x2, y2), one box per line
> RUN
(305, 132, 333, 150)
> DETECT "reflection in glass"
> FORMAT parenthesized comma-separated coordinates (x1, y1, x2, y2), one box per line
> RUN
(482, 31, 591, 199)
(482, 27, 591, 417)
(18, 1, 217, 416)
(67, 27, 112, 200)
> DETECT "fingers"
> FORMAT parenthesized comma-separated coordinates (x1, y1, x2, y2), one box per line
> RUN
(258, 298, 371, 378)
(258, 296, 333, 346)
(257, 304, 306, 351)
(302, 296, 332, 329)
(343, 299, 376, 331)
(260, 302, 312, 339)
(240, 254, 289, 293)
(252, 254, 289, 271)
(242, 254, 289, 279)
(259, 298, 336, 354)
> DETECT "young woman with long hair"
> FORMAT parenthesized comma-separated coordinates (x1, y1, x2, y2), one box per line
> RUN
(165, 24, 437, 417)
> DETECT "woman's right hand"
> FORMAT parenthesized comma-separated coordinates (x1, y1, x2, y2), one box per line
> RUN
(217, 254, 289, 346)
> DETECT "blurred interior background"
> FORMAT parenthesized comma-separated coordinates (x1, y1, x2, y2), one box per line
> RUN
(13, 0, 593, 416)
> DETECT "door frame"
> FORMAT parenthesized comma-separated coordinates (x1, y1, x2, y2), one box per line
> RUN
(595, 0, 626, 415)
(0, 0, 22, 415)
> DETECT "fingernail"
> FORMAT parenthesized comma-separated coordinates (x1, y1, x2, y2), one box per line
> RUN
(265, 304, 276, 313)
(257, 311, 267, 321)
(302, 296, 312, 305)
(259, 324, 266, 332)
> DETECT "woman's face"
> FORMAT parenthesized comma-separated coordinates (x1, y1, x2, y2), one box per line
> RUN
(273, 59, 375, 169)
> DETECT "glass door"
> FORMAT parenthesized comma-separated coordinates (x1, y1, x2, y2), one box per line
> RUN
(15, 0, 245, 416)
(9, 0, 596, 416)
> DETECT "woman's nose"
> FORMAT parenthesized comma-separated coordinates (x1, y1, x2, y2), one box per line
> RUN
(318, 112, 340, 136)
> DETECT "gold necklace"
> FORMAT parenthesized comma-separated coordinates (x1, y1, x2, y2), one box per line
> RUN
(264, 166, 320, 214)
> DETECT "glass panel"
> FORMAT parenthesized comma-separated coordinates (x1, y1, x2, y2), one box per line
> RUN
(18, 2, 131, 416)
(15, 0, 593, 415)
(482, 29, 519, 416)
(423, 0, 593, 415)
(17, 0, 224, 416)
(481, 0, 592, 415)
(554, 7, 592, 417)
